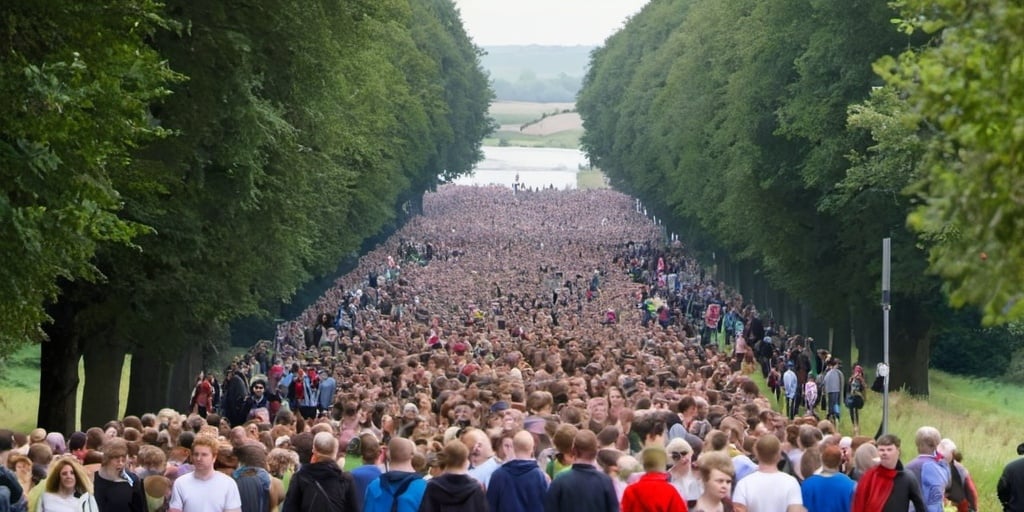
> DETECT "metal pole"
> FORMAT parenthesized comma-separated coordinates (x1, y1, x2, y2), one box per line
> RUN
(881, 237, 891, 435)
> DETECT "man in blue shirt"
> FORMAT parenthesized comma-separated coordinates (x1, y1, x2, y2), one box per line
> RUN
(904, 426, 949, 512)
(802, 446, 855, 512)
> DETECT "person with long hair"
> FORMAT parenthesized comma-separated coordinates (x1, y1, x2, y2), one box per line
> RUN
(846, 365, 867, 435)
(38, 457, 99, 512)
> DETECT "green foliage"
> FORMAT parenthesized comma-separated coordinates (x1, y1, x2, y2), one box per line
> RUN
(577, 0, 951, 390)
(930, 307, 1015, 377)
(883, 0, 1024, 325)
(0, 0, 181, 354)
(2, 0, 492, 422)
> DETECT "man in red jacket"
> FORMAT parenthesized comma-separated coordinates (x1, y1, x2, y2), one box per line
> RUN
(621, 447, 688, 512)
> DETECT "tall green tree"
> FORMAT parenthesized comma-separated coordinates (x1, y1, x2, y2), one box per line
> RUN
(578, 0, 942, 392)
(27, 0, 493, 430)
(0, 1, 179, 362)
(882, 0, 1024, 325)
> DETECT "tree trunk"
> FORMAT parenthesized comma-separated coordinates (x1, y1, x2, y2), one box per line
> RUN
(125, 350, 174, 417)
(888, 295, 931, 395)
(168, 348, 205, 414)
(80, 343, 126, 428)
(830, 307, 852, 369)
(852, 304, 881, 366)
(38, 301, 81, 434)
(739, 261, 755, 301)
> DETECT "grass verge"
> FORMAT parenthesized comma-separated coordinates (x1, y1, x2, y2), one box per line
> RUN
(0, 344, 131, 432)
(754, 364, 1013, 511)
(484, 129, 583, 149)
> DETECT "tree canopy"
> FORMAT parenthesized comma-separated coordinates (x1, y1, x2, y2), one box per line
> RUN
(1, 0, 492, 431)
(578, 0, 1024, 392)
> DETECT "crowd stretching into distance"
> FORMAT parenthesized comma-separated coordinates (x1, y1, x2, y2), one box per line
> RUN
(4, 185, 1023, 512)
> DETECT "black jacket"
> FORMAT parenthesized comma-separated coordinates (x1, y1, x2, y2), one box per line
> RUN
(999, 457, 1024, 512)
(417, 473, 488, 512)
(93, 470, 147, 512)
(282, 460, 358, 512)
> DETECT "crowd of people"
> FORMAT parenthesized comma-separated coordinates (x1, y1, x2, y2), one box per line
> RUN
(1, 184, 1018, 512)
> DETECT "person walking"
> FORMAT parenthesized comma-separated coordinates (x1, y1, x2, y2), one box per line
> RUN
(822, 359, 844, 425)
(904, 426, 949, 512)
(845, 366, 866, 435)
(544, 430, 619, 512)
(690, 451, 734, 512)
(731, 435, 803, 512)
(363, 438, 427, 512)
(281, 432, 357, 512)
(997, 442, 1024, 512)
(38, 458, 99, 512)
(486, 431, 547, 512)
(801, 446, 855, 512)
(93, 439, 146, 512)
(417, 440, 488, 512)
(782, 362, 799, 420)
(621, 447, 689, 512)
(168, 436, 242, 512)
(852, 434, 926, 512)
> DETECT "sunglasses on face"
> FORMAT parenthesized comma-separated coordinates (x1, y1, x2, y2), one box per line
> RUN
(670, 452, 690, 461)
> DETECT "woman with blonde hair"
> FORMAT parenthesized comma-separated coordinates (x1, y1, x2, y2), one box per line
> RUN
(691, 451, 735, 512)
(38, 457, 99, 512)
(850, 442, 879, 481)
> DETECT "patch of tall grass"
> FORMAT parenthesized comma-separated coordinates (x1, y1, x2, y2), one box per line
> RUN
(755, 364, 1016, 511)
(0, 344, 131, 432)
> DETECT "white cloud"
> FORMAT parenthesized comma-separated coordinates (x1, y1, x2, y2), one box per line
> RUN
(453, 0, 650, 46)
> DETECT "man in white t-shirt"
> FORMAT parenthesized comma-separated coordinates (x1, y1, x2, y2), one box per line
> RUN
(169, 435, 242, 512)
(732, 435, 805, 512)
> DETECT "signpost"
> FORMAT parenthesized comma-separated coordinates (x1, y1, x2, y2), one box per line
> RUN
(881, 238, 891, 435)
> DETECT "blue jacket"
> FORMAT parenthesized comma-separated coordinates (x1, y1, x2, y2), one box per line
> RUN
(363, 471, 426, 512)
(486, 459, 548, 512)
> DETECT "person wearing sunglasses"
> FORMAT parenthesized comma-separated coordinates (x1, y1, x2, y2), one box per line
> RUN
(667, 438, 702, 505)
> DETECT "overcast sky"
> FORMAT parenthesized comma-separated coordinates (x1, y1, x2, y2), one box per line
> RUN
(452, 0, 650, 46)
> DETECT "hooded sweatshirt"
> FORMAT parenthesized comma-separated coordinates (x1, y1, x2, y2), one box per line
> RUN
(486, 459, 548, 512)
(363, 471, 427, 512)
(418, 473, 487, 512)
(282, 459, 357, 512)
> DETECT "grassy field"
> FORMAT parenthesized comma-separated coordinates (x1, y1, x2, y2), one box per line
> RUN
(577, 169, 610, 189)
(747, 359, 1017, 511)
(484, 128, 583, 149)
(0, 345, 132, 432)
(489, 101, 575, 125)
(0, 344, 242, 433)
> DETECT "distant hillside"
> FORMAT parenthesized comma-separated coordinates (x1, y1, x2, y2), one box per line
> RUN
(481, 45, 595, 102)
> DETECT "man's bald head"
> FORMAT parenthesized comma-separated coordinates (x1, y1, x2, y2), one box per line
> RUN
(388, 437, 415, 465)
(512, 430, 535, 459)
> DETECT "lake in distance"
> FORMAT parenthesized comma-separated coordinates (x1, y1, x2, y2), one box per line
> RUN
(453, 146, 588, 190)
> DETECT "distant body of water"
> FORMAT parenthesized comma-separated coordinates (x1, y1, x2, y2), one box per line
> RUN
(454, 146, 588, 190)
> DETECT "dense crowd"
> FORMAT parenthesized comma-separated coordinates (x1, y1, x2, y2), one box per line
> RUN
(2, 185, 1019, 512)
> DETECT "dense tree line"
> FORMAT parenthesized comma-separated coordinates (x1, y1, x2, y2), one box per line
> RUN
(491, 72, 581, 103)
(578, 0, 1024, 392)
(1, 0, 493, 432)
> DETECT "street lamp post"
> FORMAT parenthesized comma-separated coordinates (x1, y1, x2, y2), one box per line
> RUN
(881, 237, 891, 435)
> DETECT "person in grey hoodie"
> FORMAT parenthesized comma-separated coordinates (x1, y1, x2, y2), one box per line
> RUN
(487, 431, 548, 512)
(823, 358, 845, 424)
(418, 440, 488, 512)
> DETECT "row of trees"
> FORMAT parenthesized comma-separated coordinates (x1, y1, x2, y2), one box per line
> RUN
(1, 0, 493, 433)
(578, 0, 1024, 392)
